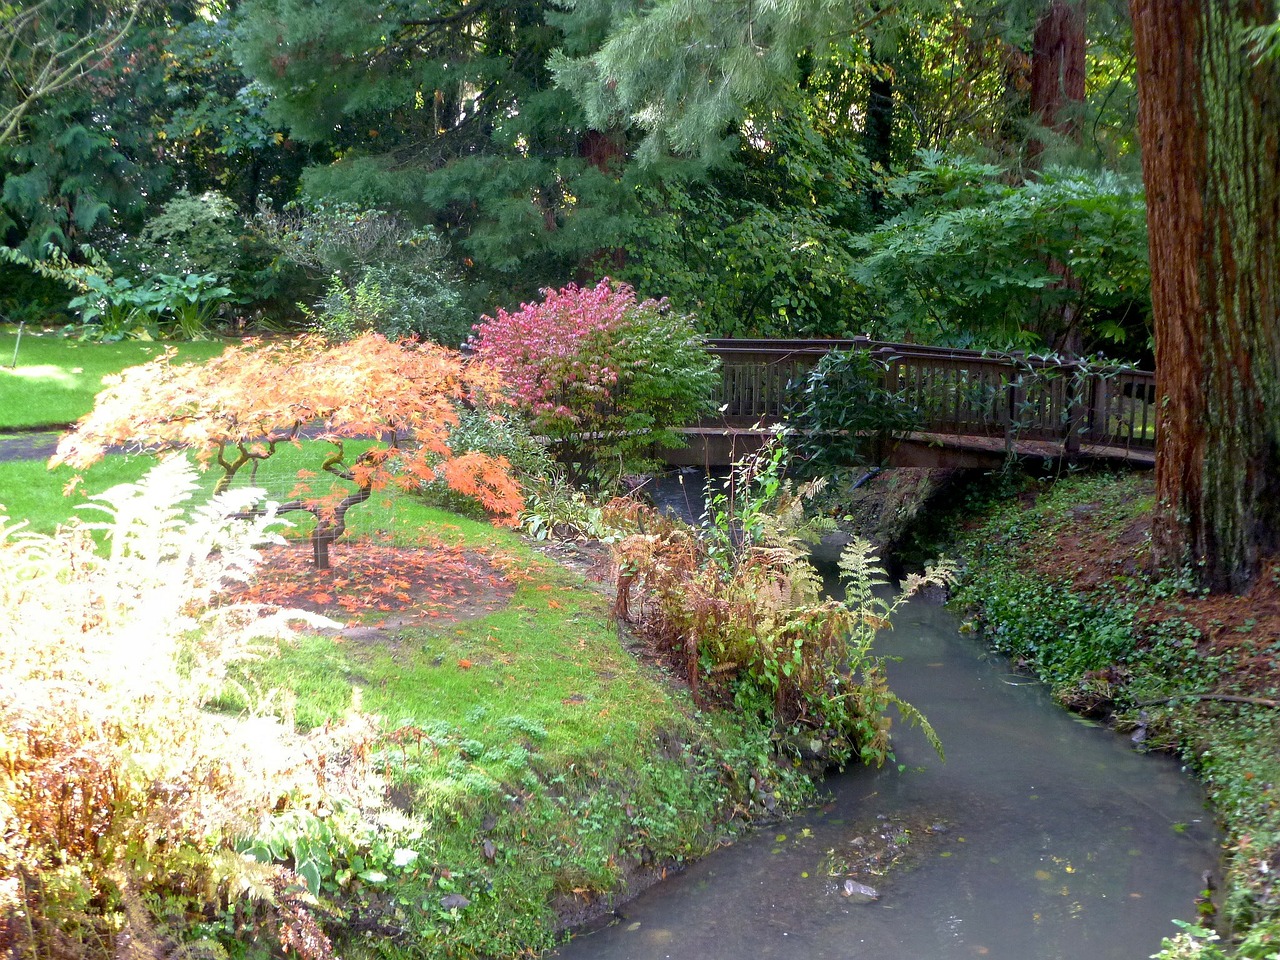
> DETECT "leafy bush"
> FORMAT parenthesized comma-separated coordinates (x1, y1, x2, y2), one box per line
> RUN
(260, 203, 472, 344)
(0, 459, 373, 959)
(618, 179, 866, 338)
(612, 441, 952, 768)
(852, 153, 1150, 352)
(471, 279, 720, 480)
(67, 271, 233, 340)
(122, 190, 243, 279)
(786, 347, 921, 477)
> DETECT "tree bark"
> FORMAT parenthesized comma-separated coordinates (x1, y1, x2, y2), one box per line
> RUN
(1132, 0, 1280, 592)
(865, 55, 894, 215)
(1028, 0, 1088, 162)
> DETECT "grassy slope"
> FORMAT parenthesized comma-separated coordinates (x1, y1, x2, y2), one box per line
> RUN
(951, 473, 1279, 958)
(0, 331, 802, 957)
(0, 330, 227, 429)
(225, 510, 791, 957)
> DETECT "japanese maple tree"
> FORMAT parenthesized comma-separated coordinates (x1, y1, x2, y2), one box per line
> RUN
(52, 334, 524, 568)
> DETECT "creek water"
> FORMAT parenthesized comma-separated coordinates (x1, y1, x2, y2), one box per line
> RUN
(554, 480, 1221, 960)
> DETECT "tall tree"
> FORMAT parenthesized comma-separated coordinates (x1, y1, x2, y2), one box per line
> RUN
(1028, 0, 1087, 162)
(1131, 0, 1280, 591)
(0, 0, 144, 147)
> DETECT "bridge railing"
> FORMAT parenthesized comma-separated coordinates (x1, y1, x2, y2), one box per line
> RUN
(706, 338, 1157, 453)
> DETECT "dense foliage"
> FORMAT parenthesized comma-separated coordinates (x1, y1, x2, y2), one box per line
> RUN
(613, 441, 953, 768)
(787, 348, 922, 476)
(471, 279, 720, 478)
(3, 0, 1154, 363)
(852, 154, 1150, 351)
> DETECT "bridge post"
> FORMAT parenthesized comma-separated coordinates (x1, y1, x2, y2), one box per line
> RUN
(1064, 364, 1086, 459)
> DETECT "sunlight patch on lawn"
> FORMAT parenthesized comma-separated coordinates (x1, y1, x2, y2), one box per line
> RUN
(1, 364, 90, 385)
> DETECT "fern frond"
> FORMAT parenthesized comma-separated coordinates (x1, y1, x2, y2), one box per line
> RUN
(889, 695, 945, 761)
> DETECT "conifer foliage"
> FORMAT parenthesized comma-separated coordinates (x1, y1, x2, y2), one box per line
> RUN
(52, 334, 524, 567)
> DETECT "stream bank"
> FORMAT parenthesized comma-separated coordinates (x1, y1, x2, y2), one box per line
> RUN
(948, 470, 1279, 958)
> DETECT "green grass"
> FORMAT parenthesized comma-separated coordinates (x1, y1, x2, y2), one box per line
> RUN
(0, 439, 482, 542)
(224, 522, 788, 957)
(0, 328, 228, 429)
(217, 501, 804, 957)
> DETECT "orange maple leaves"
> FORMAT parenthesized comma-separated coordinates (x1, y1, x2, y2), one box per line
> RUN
(52, 334, 526, 525)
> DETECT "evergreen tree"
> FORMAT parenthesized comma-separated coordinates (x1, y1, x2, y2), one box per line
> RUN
(234, 0, 643, 299)
(1132, 0, 1280, 591)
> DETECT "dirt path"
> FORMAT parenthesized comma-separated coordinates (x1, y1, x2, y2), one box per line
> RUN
(0, 431, 62, 462)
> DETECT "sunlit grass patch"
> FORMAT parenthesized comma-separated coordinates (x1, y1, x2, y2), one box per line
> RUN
(0, 330, 227, 429)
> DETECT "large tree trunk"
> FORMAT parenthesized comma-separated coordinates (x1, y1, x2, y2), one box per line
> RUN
(1028, 0, 1087, 162)
(1028, 2, 1087, 356)
(1132, 0, 1280, 592)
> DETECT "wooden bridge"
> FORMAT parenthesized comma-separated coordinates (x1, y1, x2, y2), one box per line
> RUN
(662, 338, 1157, 470)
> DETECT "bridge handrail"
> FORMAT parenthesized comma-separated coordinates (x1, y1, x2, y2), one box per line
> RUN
(706, 337, 1156, 453)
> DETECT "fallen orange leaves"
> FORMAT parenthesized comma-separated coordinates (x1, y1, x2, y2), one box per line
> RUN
(222, 541, 516, 622)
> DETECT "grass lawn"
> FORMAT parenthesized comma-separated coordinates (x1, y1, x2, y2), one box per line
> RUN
(214, 506, 788, 957)
(0, 328, 228, 429)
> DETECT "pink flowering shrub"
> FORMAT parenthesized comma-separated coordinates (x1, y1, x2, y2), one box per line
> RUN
(472, 279, 719, 474)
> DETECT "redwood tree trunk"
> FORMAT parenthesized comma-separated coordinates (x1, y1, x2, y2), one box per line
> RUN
(1028, 2, 1087, 355)
(1029, 0, 1087, 162)
(1132, 0, 1280, 592)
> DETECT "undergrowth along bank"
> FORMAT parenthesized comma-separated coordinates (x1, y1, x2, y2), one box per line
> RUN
(950, 471, 1279, 959)
(0, 456, 813, 960)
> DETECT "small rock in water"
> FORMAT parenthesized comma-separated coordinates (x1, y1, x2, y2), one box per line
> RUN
(928, 823, 949, 835)
(841, 879, 879, 901)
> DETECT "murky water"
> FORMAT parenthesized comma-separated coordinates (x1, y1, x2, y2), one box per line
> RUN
(555, 477, 1219, 960)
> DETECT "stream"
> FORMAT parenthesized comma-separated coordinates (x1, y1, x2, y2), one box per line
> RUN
(554, 482, 1221, 960)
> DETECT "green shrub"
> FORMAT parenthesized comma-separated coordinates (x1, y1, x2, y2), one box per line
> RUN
(786, 347, 921, 477)
(613, 441, 952, 768)
(471, 279, 720, 481)
(67, 271, 232, 340)
(260, 203, 472, 344)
